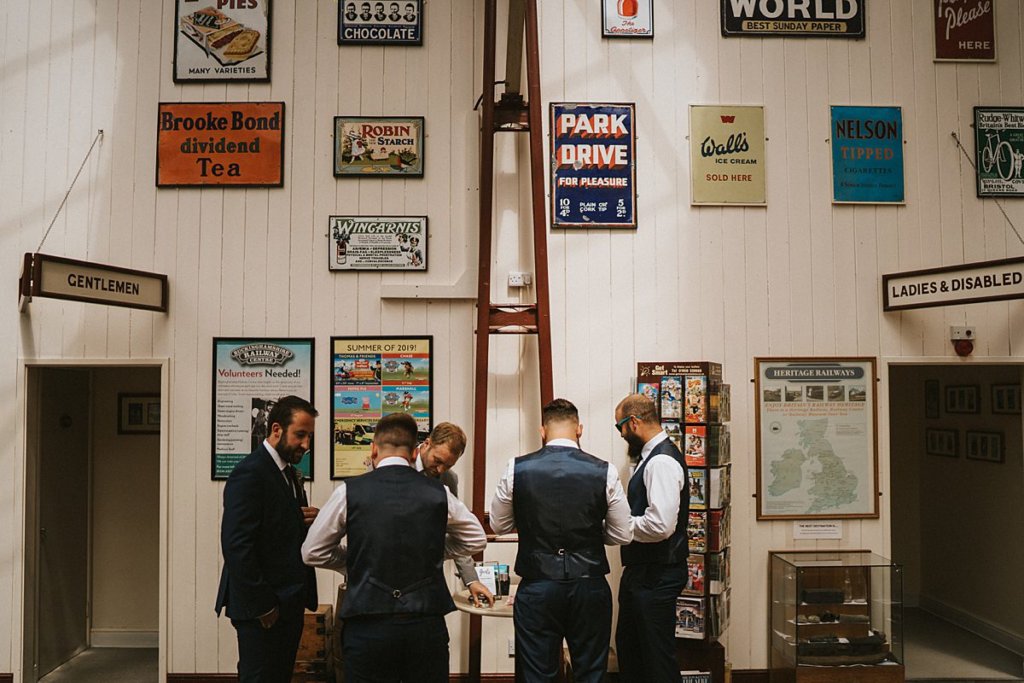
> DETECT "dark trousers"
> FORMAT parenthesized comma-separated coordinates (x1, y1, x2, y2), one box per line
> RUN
(615, 563, 687, 683)
(232, 607, 305, 683)
(342, 614, 449, 682)
(513, 577, 612, 683)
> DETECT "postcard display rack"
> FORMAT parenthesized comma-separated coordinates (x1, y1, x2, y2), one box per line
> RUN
(636, 361, 731, 680)
(769, 551, 904, 683)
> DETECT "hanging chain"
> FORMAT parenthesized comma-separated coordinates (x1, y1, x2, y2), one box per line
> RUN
(950, 130, 1024, 248)
(35, 129, 104, 253)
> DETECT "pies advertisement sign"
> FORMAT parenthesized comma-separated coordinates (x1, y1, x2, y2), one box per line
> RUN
(174, 0, 271, 82)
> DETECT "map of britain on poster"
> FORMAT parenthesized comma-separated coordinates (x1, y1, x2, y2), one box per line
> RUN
(756, 359, 879, 519)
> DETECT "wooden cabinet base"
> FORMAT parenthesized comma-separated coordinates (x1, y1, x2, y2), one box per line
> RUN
(793, 664, 904, 683)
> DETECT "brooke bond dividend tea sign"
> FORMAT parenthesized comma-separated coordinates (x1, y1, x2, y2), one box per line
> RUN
(721, 0, 865, 38)
(690, 105, 766, 206)
(157, 102, 284, 186)
(550, 103, 637, 228)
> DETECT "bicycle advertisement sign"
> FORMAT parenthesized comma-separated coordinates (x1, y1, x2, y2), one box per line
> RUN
(975, 107, 1024, 198)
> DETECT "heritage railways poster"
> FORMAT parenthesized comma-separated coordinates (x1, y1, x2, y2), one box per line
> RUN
(331, 337, 432, 478)
(755, 358, 879, 520)
(157, 102, 284, 186)
(174, 0, 271, 82)
(690, 105, 766, 205)
(334, 116, 424, 176)
(721, 0, 865, 38)
(550, 103, 636, 228)
(830, 106, 904, 203)
(212, 338, 315, 480)
(974, 107, 1024, 197)
(329, 216, 427, 271)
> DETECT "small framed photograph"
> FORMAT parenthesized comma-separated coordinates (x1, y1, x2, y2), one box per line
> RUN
(945, 385, 980, 414)
(966, 430, 1003, 463)
(925, 379, 940, 418)
(991, 384, 1021, 415)
(118, 394, 161, 435)
(334, 116, 424, 177)
(339, 0, 423, 46)
(925, 428, 957, 457)
(602, 0, 653, 38)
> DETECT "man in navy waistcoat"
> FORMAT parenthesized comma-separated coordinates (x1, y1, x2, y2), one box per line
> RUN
(490, 399, 632, 682)
(614, 394, 689, 682)
(301, 413, 486, 682)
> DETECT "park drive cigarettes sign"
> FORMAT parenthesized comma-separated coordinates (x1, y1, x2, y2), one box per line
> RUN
(883, 257, 1024, 311)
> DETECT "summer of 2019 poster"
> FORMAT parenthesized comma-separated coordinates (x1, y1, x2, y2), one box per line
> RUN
(212, 338, 315, 480)
(331, 336, 432, 478)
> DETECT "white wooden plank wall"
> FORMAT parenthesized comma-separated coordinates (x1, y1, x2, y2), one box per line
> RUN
(2, 0, 1024, 676)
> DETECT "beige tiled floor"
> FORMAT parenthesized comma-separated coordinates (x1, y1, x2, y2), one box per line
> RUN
(38, 647, 156, 683)
(905, 608, 1023, 681)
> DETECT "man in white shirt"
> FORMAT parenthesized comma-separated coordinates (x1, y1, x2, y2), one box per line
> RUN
(302, 413, 486, 682)
(613, 393, 689, 682)
(491, 399, 632, 682)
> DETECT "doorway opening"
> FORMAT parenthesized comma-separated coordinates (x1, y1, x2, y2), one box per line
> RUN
(889, 363, 1024, 681)
(23, 365, 162, 683)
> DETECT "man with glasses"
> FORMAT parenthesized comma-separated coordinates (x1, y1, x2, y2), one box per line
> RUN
(490, 399, 631, 682)
(613, 394, 689, 682)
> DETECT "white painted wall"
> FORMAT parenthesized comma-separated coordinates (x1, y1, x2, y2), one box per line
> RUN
(3, 0, 1024, 677)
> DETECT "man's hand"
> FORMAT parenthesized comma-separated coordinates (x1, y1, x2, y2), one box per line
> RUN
(301, 506, 319, 527)
(258, 606, 280, 629)
(467, 581, 495, 608)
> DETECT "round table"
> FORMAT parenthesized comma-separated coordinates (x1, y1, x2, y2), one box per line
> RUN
(453, 584, 516, 617)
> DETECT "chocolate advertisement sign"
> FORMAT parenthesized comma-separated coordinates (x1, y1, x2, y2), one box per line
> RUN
(173, 0, 271, 82)
(690, 105, 766, 206)
(721, 0, 865, 38)
(338, 0, 423, 45)
(156, 102, 284, 187)
(934, 0, 995, 61)
(550, 103, 637, 228)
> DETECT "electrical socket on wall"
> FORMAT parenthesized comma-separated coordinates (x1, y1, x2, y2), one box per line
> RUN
(508, 271, 532, 288)
(950, 326, 975, 340)
(507, 638, 515, 657)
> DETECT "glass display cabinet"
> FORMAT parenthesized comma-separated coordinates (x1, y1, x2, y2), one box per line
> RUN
(769, 551, 904, 683)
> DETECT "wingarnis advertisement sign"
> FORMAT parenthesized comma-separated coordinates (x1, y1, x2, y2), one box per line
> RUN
(721, 0, 866, 38)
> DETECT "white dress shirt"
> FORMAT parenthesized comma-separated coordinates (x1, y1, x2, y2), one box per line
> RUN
(630, 430, 687, 543)
(301, 456, 487, 571)
(489, 438, 633, 545)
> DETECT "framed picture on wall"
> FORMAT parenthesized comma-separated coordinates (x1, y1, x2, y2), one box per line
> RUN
(925, 379, 940, 418)
(173, 0, 271, 82)
(754, 357, 879, 520)
(991, 384, 1021, 415)
(333, 116, 424, 177)
(925, 428, 957, 457)
(118, 394, 161, 435)
(945, 385, 980, 413)
(966, 430, 1003, 463)
(602, 0, 653, 38)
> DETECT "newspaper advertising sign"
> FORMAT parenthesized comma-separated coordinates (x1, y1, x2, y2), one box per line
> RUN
(975, 107, 1024, 197)
(212, 338, 315, 480)
(338, 0, 423, 45)
(690, 105, 766, 206)
(328, 216, 427, 271)
(157, 102, 284, 187)
(550, 103, 637, 228)
(934, 0, 995, 61)
(174, 0, 271, 82)
(830, 106, 904, 204)
(331, 336, 432, 479)
(721, 0, 866, 38)
(883, 257, 1024, 311)
(602, 0, 654, 38)
(754, 358, 879, 520)
(334, 116, 424, 177)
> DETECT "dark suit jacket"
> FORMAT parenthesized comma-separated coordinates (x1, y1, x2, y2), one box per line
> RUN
(215, 444, 318, 620)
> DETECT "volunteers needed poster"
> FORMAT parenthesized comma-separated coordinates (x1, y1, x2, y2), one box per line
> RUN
(690, 105, 766, 205)
(550, 103, 637, 228)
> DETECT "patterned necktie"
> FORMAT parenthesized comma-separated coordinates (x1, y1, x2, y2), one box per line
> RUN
(284, 464, 302, 502)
